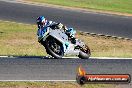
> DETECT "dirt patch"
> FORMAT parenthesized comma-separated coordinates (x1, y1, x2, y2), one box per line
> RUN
(5, 39, 35, 46)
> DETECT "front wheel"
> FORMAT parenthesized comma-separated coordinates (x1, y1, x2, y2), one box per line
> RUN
(78, 45, 91, 59)
(45, 36, 64, 59)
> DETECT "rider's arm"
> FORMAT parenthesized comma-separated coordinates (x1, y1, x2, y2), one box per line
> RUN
(47, 21, 59, 29)
(47, 21, 67, 30)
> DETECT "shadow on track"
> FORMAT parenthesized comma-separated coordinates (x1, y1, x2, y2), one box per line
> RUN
(8, 56, 80, 60)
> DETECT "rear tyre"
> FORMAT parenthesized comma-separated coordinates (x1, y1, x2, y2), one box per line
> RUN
(45, 36, 64, 59)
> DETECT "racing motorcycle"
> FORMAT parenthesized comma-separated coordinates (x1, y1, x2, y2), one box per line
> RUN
(38, 26, 91, 59)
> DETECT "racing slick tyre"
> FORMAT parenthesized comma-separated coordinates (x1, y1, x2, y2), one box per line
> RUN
(78, 45, 91, 59)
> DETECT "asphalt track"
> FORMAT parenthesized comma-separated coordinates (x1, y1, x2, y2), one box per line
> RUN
(0, 57, 132, 81)
(0, 0, 132, 38)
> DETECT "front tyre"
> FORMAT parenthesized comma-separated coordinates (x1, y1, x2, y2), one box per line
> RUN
(78, 45, 91, 59)
(45, 36, 64, 59)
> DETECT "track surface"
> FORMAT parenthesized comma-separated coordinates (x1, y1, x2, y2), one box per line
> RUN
(0, 1, 132, 38)
(0, 57, 132, 80)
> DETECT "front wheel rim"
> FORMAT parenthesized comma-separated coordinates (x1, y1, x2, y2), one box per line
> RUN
(47, 39, 63, 56)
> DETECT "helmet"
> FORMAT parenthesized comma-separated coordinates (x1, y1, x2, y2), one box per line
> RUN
(36, 16, 47, 28)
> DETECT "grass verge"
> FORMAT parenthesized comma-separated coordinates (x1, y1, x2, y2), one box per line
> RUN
(0, 21, 132, 57)
(0, 81, 115, 88)
(0, 21, 47, 56)
(26, 0, 132, 14)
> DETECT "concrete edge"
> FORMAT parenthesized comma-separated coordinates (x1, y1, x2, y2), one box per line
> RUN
(0, 20, 32, 26)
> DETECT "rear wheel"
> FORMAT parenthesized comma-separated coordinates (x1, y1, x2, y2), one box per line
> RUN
(45, 36, 64, 59)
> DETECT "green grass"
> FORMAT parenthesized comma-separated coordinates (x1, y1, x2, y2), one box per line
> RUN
(0, 21, 132, 57)
(0, 82, 115, 88)
(0, 22, 47, 56)
(26, 0, 132, 14)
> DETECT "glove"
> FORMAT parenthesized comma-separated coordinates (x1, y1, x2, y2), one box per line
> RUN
(71, 37, 76, 44)
(57, 23, 64, 29)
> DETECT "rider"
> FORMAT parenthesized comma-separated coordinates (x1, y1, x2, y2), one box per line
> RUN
(36, 16, 77, 44)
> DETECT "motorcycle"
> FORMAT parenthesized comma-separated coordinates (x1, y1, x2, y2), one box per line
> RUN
(37, 26, 91, 59)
